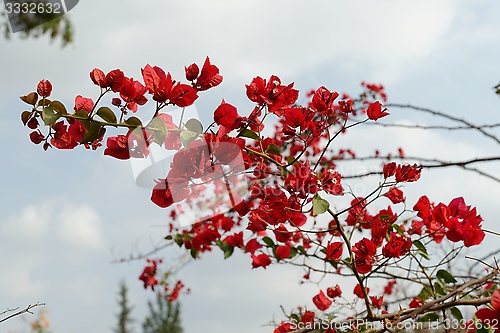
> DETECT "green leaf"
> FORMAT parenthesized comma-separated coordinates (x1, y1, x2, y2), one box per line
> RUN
(297, 246, 307, 255)
(49, 101, 68, 115)
(190, 248, 199, 259)
(266, 143, 280, 155)
(38, 99, 51, 107)
(312, 194, 330, 216)
(434, 281, 446, 295)
(81, 121, 105, 143)
(96, 107, 117, 124)
(450, 307, 463, 321)
(164, 235, 173, 240)
(174, 234, 183, 247)
(20, 92, 38, 105)
(41, 107, 62, 126)
(21, 111, 31, 125)
(185, 118, 203, 134)
(180, 130, 198, 148)
(239, 129, 260, 140)
(418, 285, 433, 301)
(413, 240, 430, 260)
(262, 236, 275, 248)
(418, 313, 439, 322)
(392, 224, 404, 235)
(437, 270, 457, 284)
(73, 109, 89, 119)
(223, 246, 234, 259)
(147, 117, 167, 144)
(125, 116, 143, 128)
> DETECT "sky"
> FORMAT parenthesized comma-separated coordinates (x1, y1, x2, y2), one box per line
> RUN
(1, 1, 500, 332)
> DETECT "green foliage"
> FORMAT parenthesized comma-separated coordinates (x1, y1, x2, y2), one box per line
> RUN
(142, 293, 183, 333)
(114, 281, 134, 333)
(1, 9, 73, 47)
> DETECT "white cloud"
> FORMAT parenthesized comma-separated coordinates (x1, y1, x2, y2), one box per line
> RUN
(57, 203, 105, 250)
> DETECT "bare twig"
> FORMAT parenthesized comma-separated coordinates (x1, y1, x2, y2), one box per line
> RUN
(0, 302, 45, 324)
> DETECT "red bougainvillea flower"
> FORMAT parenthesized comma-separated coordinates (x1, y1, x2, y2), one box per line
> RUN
(382, 232, 412, 258)
(214, 100, 238, 128)
(73, 95, 94, 114)
(383, 162, 397, 179)
(245, 238, 262, 254)
(395, 163, 422, 182)
(251, 253, 272, 269)
(90, 68, 106, 88)
(326, 285, 342, 298)
(476, 290, 500, 325)
(276, 245, 292, 260)
(185, 63, 199, 81)
(384, 280, 397, 295)
(383, 186, 405, 204)
(324, 241, 343, 262)
(168, 280, 185, 302)
(194, 57, 223, 91)
(30, 131, 45, 144)
(139, 259, 161, 290)
(353, 284, 369, 298)
(120, 78, 148, 112)
(370, 296, 384, 309)
(104, 131, 149, 160)
(37, 79, 52, 98)
(409, 297, 423, 308)
(366, 101, 388, 120)
(312, 290, 333, 311)
(50, 121, 78, 149)
(245, 75, 299, 115)
(366, 101, 389, 120)
(310, 86, 339, 116)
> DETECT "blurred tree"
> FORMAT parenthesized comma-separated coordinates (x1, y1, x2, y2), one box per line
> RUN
(114, 281, 135, 333)
(1, 8, 73, 46)
(142, 293, 183, 333)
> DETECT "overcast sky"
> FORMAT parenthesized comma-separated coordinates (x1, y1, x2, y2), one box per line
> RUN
(1, 1, 500, 333)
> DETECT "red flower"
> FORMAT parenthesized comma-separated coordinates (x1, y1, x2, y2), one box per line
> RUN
(395, 164, 421, 182)
(384, 280, 397, 295)
(310, 86, 339, 115)
(30, 131, 45, 144)
(324, 241, 343, 262)
(214, 100, 238, 128)
(139, 259, 160, 290)
(251, 253, 272, 269)
(384, 186, 405, 204)
(382, 232, 412, 258)
(276, 245, 292, 260)
(104, 132, 149, 160)
(194, 57, 223, 91)
(326, 285, 342, 298)
(37, 79, 52, 98)
(366, 101, 388, 120)
(245, 238, 262, 254)
(383, 162, 397, 178)
(312, 290, 332, 311)
(120, 78, 148, 112)
(409, 297, 423, 308)
(354, 284, 369, 298)
(90, 68, 106, 88)
(245, 75, 298, 115)
(370, 296, 384, 309)
(169, 83, 198, 107)
(74, 95, 94, 114)
(353, 238, 376, 260)
(301, 310, 315, 323)
(476, 290, 500, 325)
(413, 195, 432, 219)
(104, 69, 125, 92)
(185, 63, 200, 81)
(222, 232, 244, 248)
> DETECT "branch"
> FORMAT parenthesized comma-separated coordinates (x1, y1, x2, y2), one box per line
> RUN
(0, 302, 45, 324)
